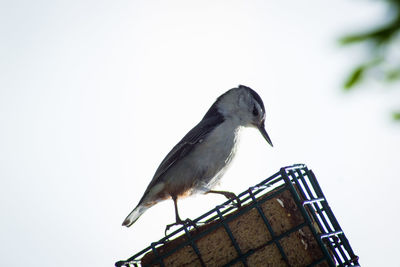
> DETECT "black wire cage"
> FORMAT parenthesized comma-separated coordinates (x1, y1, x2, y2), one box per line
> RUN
(116, 164, 359, 267)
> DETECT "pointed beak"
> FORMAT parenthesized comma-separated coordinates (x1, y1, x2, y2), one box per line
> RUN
(258, 122, 273, 147)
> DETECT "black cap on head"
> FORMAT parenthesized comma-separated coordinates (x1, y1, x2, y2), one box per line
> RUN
(238, 85, 265, 113)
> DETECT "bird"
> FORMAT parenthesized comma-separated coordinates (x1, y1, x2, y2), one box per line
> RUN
(122, 85, 273, 228)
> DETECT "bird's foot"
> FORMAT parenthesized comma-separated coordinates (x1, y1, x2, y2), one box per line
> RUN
(165, 218, 198, 235)
(206, 190, 242, 208)
(224, 192, 242, 208)
(219, 192, 242, 208)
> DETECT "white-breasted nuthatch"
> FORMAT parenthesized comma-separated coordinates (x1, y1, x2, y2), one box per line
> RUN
(122, 85, 273, 228)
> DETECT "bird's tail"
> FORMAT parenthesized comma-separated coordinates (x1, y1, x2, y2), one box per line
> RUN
(122, 204, 149, 227)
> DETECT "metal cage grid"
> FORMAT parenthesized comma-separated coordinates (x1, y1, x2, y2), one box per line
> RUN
(116, 164, 359, 267)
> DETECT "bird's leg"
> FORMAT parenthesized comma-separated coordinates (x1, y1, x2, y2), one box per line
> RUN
(165, 196, 197, 235)
(173, 195, 184, 224)
(206, 190, 241, 207)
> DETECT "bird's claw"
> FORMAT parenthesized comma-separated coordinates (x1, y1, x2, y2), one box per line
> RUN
(225, 192, 241, 208)
(165, 218, 198, 235)
(232, 197, 241, 208)
(206, 190, 241, 208)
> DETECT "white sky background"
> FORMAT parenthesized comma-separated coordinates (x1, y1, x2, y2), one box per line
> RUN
(1, 0, 400, 266)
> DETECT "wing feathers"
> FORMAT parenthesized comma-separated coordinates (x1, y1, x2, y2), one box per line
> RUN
(138, 112, 224, 204)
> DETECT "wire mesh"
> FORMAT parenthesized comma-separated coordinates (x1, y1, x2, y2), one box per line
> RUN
(116, 164, 359, 267)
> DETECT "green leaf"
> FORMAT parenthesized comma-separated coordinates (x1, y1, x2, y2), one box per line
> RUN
(340, 19, 400, 46)
(393, 112, 400, 121)
(339, 34, 369, 45)
(386, 68, 400, 81)
(344, 66, 365, 90)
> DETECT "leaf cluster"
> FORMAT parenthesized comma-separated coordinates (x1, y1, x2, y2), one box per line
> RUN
(340, 0, 400, 120)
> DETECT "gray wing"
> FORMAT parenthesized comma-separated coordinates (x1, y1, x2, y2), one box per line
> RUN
(138, 110, 224, 203)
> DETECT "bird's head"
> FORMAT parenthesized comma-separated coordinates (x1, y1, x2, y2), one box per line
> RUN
(217, 85, 273, 147)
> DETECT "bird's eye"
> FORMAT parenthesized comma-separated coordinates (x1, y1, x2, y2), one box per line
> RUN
(252, 105, 259, 116)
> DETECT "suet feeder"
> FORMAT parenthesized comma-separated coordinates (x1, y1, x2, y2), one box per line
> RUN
(116, 164, 359, 267)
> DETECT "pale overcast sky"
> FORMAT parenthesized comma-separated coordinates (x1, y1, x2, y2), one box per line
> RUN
(1, 0, 399, 266)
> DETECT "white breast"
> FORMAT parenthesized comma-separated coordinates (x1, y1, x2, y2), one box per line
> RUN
(189, 119, 242, 191)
